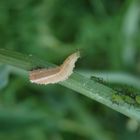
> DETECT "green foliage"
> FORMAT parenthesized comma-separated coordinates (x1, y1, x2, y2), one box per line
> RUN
(135, 96, 140, 104)
(0, 65, 9, 89)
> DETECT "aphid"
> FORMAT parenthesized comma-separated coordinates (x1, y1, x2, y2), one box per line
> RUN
(29, 51, 80, 85)
(111, 94, 124, 105)
(122, 95, 136, 105)
(111, 85, 140, 106)
(114, 85, 136, 98)
(91, 76, 104, 84)
(112, 94, 136, 105)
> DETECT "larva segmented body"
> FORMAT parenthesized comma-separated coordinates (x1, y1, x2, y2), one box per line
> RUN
(29, 51, 80, 85)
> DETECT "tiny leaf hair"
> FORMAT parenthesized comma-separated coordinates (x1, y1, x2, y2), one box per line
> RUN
(29, 51, 80, 85)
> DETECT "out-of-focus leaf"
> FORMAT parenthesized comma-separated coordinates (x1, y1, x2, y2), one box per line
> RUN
(0, 65, 9, 89)
(122, 1, 140, 67)
(0, 106, 46, 132)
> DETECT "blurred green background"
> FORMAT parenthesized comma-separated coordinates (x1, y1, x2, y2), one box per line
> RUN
(0, 0, 140, 140)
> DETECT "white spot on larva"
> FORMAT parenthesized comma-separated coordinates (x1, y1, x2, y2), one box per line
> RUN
(29, 51, 80, 85)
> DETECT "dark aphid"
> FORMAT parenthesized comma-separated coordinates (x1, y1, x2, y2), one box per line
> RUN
(90, 76, 104, 83)
(90, 76, 109, 86)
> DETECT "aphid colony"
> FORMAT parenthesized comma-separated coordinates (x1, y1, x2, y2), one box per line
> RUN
(90, 76, 140, 106)
(112, 87, 140, 106)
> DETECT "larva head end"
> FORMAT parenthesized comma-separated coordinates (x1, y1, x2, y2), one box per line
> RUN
(75, 51, 80, 58)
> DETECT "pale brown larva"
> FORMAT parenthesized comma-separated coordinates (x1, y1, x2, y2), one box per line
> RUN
(29, 51, 80, 85)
